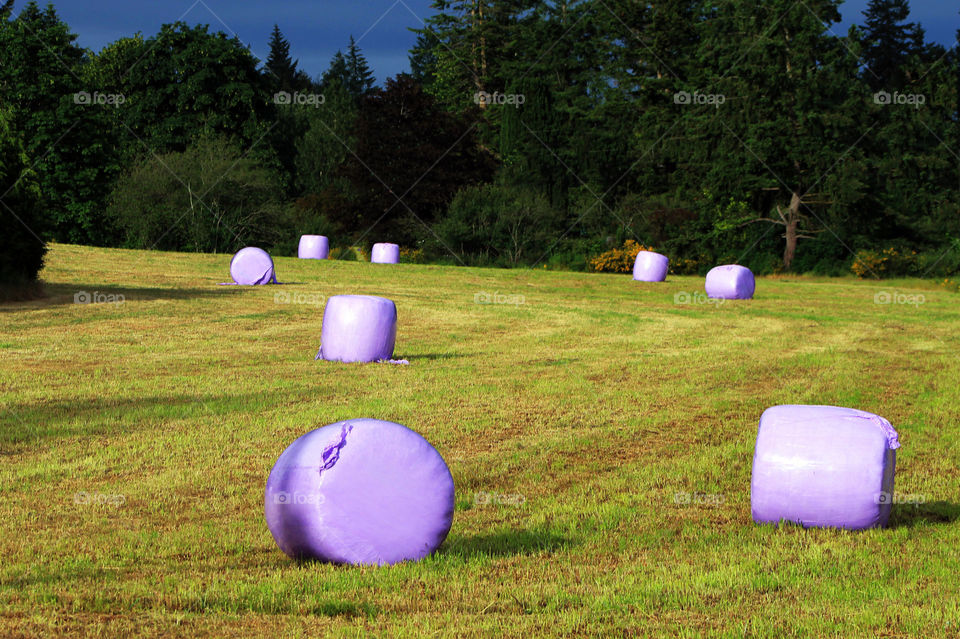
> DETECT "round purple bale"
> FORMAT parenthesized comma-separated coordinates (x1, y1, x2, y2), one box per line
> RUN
(632, 251, 669, 282)
(318, 295, 397, 363)
(265, 418, 455, 565)
(705, 264, 755, 299)
(371, 243, 400, 264)
(751, 405, 900, 530)
(298, 235, 329, 260)
(230, 247, 277, 285)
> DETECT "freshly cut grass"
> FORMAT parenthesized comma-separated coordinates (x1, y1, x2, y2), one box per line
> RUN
(1, 243, 958, 637)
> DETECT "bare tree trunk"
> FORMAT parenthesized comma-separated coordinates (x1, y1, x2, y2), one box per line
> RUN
(478, 1, 486, 81)
(783, 191, 801, 271)
(471, 1, 487, 106)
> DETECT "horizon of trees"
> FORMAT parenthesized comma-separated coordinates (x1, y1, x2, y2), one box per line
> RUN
(1, 0, 958, 288)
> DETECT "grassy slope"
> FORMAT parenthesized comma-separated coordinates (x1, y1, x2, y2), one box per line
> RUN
(1, 243, 958, 638)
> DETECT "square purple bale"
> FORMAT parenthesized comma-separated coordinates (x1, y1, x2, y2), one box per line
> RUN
(705, 264, 755, 299)
(298, 235, 329, 260)
(633, 251, 669, 282)
(371, 243, 400, 264)
(318, 295, 397, 363)
(751, 405, 900, 530)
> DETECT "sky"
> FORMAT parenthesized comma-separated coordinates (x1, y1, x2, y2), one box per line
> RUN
(12, 0, 960, 85)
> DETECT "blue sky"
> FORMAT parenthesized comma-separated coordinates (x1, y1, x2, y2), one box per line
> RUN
(14, 0, 960, 84)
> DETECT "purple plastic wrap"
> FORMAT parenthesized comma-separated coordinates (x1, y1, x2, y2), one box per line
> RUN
(633, 251, 669, 282)
(751, 405, 900, 530)
(371, 243, 400, 264)
(705, 264, 755, 299)
(229, 247, 277, 285)
(317, 295, 397, 363)
(298, 235, 329, 260)
(264, 418, 455, 565)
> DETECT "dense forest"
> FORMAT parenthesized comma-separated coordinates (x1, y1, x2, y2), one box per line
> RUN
(1, 0, 958, 287)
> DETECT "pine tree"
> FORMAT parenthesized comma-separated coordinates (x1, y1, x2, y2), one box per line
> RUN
(320, 50, 349, 91)
(408, 31, 439, 88)
(321, 38, 376, 100)
(265, 24, 306, 92)
(688, 0, 865, 271)
(859, 0, 925, 90)
(346, 36, 375, 97)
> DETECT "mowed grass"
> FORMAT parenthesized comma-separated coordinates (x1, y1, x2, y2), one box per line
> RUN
(1, 243, 959, 637)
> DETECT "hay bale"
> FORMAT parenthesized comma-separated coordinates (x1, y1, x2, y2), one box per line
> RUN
(632, 251, 669, 282)
(264, 418, 455, 565)
(751, 405, 900, 530)
(229, 247, 277, 285)
(705, 264, 755, 299)
(371, 243, 400, 264)
(317, 295, 397, 363)
(298, 235, 329, 260)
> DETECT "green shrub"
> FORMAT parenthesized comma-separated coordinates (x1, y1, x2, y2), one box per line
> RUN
(0, 108, 47, 292)
(434, 184, 562, 267)
(106, 136, 288, 254)
(399, 247, 427, 264)
(329, 246, 367, 262)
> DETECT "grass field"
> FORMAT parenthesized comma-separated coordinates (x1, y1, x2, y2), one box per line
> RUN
(2, 243, 959, 637)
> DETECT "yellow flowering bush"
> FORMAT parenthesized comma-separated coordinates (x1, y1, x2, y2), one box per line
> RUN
(399, 247, 426, 264)
(851, 248, 918, 278)
(589, 240, 654, 273)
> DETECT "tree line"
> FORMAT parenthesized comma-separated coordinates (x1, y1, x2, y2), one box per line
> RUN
(1, 0, 958, 291)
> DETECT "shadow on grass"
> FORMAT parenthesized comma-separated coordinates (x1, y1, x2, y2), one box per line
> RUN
(400, 352, 475, 361)
(0, 392, 268, 449)
(439, 527, 574, 559)
(890, 501, 960, 528)
(0, 282, 243, 312)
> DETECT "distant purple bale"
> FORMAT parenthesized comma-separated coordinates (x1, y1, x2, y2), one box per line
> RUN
(632, 251, 669, 282)
(371, 243, 400, 264)
(230, 247, 277, 285)
(298, 235, 329, 260)
(318, 295, 397, 363)
(265, 418, 455, 565)
(751, 405, 900, 531)
(705, 264, 755, 299)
